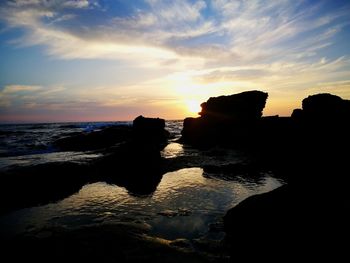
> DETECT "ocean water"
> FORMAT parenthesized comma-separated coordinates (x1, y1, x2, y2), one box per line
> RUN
(0, 121, 130, 169)
(0, 120, 282, 240)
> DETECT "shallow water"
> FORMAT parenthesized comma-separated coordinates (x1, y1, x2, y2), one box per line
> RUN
(0, 167, 281, 240)
(0, 120, 282, 241)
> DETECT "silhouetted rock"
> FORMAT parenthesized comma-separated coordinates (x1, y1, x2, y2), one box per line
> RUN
(302, 93, 350, 120)
(1, 116, 171, 212)
(133, 115, 165, 131)
(223, 92, 350, 261)
(0, 138, 164, 214)
(199, 90, 268, 122)
(53, 116, 169, 152)
(133, 115, 169, 148)
(0, 162, 93, 214)
(291, 108, 303, 120)
(223, 185, 315, 260)
(181, 91, 268, 147)
(290, 93, 350, 128)
(96, 141, 163, 196)
(53, 126, 132, 151)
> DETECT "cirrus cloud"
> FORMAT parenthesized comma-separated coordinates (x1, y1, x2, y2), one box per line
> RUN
(0, 0, 350, 121)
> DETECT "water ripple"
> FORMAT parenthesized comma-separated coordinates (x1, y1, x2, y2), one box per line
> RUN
(0, 167, 282, 239)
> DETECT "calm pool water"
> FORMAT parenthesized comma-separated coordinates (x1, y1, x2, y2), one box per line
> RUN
(0, 167, 281, 240)
(0, 121, 283, 241)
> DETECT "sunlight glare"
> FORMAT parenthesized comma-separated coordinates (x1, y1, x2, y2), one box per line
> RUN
(186, 99, 201, 115)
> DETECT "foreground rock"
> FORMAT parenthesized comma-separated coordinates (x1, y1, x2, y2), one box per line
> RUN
(181, 91, 268, 147)
(133, 115, 169, 148)
(0, 162, 93, 213)
(93, 116, 170, 195)
(95, 141, 163, 195)
(223, 92, 350, 260)
(0, 116, 170, 213)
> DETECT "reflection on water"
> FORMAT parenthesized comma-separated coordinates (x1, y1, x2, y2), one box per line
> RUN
(161, 143, 200, 159)
(161, 143, 185, 158)
(0, 168, 282, 240)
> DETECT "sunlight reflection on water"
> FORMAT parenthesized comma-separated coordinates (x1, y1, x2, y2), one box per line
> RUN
(161, 143, 185, 158)
(0, 167, 282, 239)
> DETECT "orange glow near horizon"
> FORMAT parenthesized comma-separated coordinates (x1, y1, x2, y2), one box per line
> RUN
(185, 99, 202, 116)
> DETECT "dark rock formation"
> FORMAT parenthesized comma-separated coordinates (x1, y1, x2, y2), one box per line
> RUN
(133, 115, 169, 149)
(290, 94, 350, 135)
(0, 162, 92, 214)
(181, 91, 268, 147)
(302, 93, 350, 121)
(199, 90, 268, 122)
(223, 92, 350, 260)
(224, 174, 348, 260)
(53, 126, 132, 151)
(54, 116, 170, 152)
(96, 116, 169, 195)
(223, 185, 322, 260)
(0, 116, 170, 213)
(95, 141, 163, 196)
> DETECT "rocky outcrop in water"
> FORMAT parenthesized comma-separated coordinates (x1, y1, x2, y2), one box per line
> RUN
(53, 126, 133, 151)
(95, 116, 170, 195)
(0, 116, 170, 213)
(181, 91, 268, 147)
(133, 115, 169, 149)
(199, 90, 268, 121)
(53, 115, 170, 152)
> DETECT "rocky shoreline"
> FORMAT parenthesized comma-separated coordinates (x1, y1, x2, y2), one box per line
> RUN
(1, 90, 349, 261)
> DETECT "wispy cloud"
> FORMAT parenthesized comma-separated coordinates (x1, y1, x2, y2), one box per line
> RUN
(63, 0, 90, 9)
(1, 85, 42, 93)
(1, 0, 348, 64)
(0, 0, 349, 120)
(0, 84, 65, 107)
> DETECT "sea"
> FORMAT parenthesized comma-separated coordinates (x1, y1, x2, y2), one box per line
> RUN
(0, 120, 282, 241)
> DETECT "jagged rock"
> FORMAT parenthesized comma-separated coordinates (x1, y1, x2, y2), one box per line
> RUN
(223, 93, 350, 260)
(199, 90, 268, 122)
(181, 91, 268, 147)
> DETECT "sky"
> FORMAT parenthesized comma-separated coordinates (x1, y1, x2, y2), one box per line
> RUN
(0, 0, 350, 122)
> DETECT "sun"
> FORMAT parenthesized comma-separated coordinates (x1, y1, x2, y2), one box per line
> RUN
(186, 99, 201, 115)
